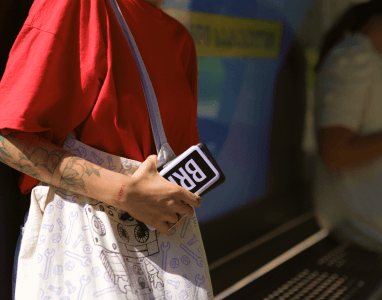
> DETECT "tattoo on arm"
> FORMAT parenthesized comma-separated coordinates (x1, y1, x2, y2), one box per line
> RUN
(0, 131, 65, 183)
(0, 135, 12, 165)
(13, 149, 65, 181)
(60, 157, 101, 194)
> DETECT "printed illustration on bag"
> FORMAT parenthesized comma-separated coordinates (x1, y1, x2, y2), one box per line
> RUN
(85, 200, 163, 300)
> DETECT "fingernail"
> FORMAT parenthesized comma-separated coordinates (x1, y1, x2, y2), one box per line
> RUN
(193, 194, 202, 206)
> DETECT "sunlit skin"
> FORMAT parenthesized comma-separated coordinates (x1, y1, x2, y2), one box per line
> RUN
(0, 130, 202, 234)
(318, 16, 382, 170)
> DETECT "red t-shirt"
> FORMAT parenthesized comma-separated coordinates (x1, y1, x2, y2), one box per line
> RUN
(0, 0, 199, 193)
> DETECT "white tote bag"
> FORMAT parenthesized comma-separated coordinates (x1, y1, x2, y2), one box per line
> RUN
(15, 135, 213, 300)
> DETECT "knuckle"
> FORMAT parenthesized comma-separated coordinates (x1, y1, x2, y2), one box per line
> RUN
(186, 207, 194, 217)
(168, 214, 178, 223)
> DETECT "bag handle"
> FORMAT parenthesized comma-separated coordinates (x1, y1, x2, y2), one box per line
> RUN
(108, 0, 175, 167)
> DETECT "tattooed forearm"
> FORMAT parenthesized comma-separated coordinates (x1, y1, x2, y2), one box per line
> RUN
(0, 134, 12, 164)
(60, 157, 101, 194)
(0, 130, 65, 183)
(13, 148, 65, 179)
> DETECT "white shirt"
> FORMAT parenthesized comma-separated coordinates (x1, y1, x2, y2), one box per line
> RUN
(314, 33, 382, 250)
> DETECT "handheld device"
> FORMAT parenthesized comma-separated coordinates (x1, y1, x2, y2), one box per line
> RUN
(158, 143, 225, 196)
(141, 143, 226, 231)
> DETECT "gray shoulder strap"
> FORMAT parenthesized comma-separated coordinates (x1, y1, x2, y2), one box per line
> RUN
(108, 0, 175, 167)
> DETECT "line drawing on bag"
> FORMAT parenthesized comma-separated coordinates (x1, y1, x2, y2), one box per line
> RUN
(178, 290, 188, 300)
(169, 258, 179, 269)
(56, 199, 65, 209)
(48, 285, 63, 296)
(46, 203, 54, 214)
(64, 250, 91, 267)
(53, 264, 63, 275)
(180, 244, 203, 268)
(168, 227, 177, 236)
(42, 224, 54, 232)
(187, 235, 197, 246)
(180, 218, 190, 238)
(55, 190, 78, 204)
(38, 234, 46, 245)
(37, 254, 43, 264)
(107, 156, 117, 170)
(43, 248, 55, 280)
(84, 202, 164, 300)
(104, 271, 112, 282)
(149, 289, 172, 300)
(91, 267, 101, 277)
(72, 234, 85, 249)
(78, 146, 87, 158)
(91, 152, 104, 165)
(65, 211, 78, 245)
(182, 274, 192, 289)
(57, 218, 66, 231)
(193, 274, 205, 300)
(78, 275, 91, 300)
(51, 233, 61, 243)
(65, 261, 75, 271)
(161, 242, 170, 272)
(167, 279, 180, 289)
(94, 286, 123, 297)
(79, 201, 87, 212)
(65, 280, 76, 294)
(120, 160, 133, 174)
(83, 244, 93, 255)
(181, 255, 190, 266)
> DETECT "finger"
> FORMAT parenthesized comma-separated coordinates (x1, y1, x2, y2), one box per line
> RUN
(167, 213, 187, 229)
(179, 189, 202, 208)
(156, 221, 171, 234)
(175, 202, 194, 218)
(174, 214, 187, 228)
(165, 213, 179, 224)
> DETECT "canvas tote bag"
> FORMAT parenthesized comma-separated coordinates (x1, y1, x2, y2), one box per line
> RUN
(14, 0, 213, 299)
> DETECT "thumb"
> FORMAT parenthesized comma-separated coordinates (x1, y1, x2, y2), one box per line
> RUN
(146, 154, 159, 166)
(132, 155, 158, 178)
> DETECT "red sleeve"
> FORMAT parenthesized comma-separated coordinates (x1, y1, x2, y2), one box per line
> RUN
(0, 0, 107, 193)
(0, 0, 107, 144)
(0, 27, 101, 143)
(184, 33, 200, 145)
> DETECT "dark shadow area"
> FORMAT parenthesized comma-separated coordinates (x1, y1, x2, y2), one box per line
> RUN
(0, 1, 34, 299)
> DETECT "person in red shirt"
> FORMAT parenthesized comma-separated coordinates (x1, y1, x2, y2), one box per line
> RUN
(0, 0, 213, 299)
(0, 0, 200, 231)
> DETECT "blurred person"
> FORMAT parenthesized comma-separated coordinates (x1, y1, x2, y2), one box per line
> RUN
(0, 0, 213, 299)
(314, 0, 382, 251)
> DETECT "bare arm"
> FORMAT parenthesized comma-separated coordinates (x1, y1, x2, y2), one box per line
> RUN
(318, 126, 382, 170)
(0, 130, 201, 233)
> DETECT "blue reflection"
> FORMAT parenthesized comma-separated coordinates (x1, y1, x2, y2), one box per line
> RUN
(163, 0, 316, 221)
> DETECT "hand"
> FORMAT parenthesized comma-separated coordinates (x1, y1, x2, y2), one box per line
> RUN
(119, 155, 202, 234)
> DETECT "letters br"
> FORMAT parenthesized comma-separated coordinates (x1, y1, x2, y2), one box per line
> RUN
(161, 149, 217, 194)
